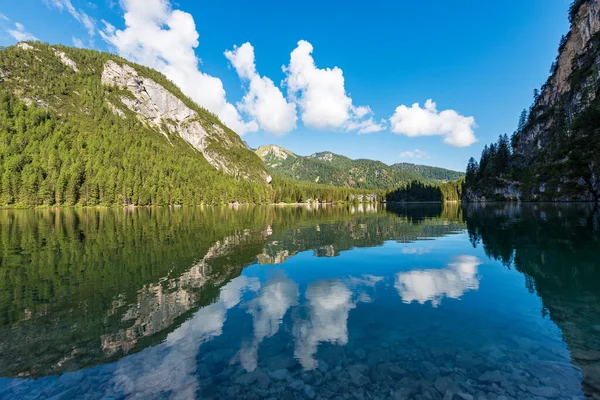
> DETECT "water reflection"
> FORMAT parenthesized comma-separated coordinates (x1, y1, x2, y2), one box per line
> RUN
(111, 275, 259, 399)
(464, 203, 600, 398)
(1, 203, 600, 399)
(395, 255, 481, 307)
(240, 276, 299, 372)
(293, 280, 355, 370)
(0, 204, 463, 378)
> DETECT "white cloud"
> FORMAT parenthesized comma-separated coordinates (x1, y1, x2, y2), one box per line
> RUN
(283, 40, 383, 133)
(0, 13, 9, 21)
(44, 0, 95, 36)
(399, 149, 430, 159)
(72, 36, 84, 48)
(8, 22, 38, 42)
(225, 42, 297, 135)
(395, 255, 481, 307)
(346, 105, 386, 134)
(390, 99, 477, 147)
(100, 0, 257, 135)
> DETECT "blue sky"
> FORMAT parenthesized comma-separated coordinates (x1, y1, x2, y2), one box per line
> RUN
(0, 0, 571, 171)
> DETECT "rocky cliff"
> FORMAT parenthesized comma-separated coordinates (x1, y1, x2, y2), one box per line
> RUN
(466, 0, 600, 202)
(100, 60, 270, 183)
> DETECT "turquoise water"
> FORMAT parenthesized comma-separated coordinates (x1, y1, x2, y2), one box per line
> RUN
(0, 204, 598, 399)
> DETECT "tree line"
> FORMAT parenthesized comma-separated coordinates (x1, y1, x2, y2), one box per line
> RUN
(386, 180, 463, 203)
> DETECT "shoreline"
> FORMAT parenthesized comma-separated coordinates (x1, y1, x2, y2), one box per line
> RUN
(0, 201, 383, 210)
(3, 199, 598, 210)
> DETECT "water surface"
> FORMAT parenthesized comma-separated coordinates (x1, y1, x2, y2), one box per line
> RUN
(0, 203, 599, 399)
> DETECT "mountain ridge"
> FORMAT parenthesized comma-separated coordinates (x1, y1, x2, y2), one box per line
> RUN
(0, 41, 273, 206)
(255, 144, 464, 190)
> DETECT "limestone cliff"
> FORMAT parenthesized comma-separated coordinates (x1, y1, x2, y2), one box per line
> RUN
(101, 60, 271, 183)
(467, 0, 600, 202)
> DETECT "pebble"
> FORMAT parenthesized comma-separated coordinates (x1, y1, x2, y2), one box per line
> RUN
(527, 385, 560, 398)
(289, 379, 304, 391)
(434, 376, 456, 394)
(268, 369, 289, 381)
(348, 365, 370, 387)
(304, 384, 316, 399)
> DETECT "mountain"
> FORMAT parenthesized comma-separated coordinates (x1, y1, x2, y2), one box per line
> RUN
(464, 0, 600, 201)
(255, 144, 464, 190)
(0, 42, 272, 206)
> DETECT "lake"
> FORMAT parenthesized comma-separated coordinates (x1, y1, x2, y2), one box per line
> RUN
(0, 203, 599, 399)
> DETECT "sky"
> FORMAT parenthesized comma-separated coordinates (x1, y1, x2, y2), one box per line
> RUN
(0, 0, 572, 171)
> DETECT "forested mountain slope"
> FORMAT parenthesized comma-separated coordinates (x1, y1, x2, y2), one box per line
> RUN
(464, 0, 600, 201)
(256, 144, 464, 190)
(0, 42, 272, 206)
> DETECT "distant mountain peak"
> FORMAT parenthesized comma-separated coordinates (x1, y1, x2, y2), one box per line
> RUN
(310, 152, 335, 162)
(254, 144, 464, 190)
(256, 145, 297, 162)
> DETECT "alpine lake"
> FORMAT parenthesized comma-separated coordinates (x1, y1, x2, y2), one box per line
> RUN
(0, 203, 599, 400)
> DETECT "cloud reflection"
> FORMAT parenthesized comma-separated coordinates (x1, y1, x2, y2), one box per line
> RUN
(293, 280, 355, 369)
(111, 275, 259, 399)
(239, 276, 299, 371)
(395, 255, 482, 307)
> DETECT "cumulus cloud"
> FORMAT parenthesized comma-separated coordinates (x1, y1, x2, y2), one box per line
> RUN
(225, 42, 297, 135)
(395, 255, 482, 307)
(399, 149, 430, 159)
(7, 22, 38, 42)
(283, 40, 384, 133)
(72, 36, 84, 48)
(390, 99, 477, 147)
(43, 0, 95, 36)
(100, 0, 257, 135)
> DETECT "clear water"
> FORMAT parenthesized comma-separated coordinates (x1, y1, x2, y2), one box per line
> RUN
(0, 203, 599, 399)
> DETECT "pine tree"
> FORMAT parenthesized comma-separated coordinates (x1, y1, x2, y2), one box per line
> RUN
(465, 157, 479, 186)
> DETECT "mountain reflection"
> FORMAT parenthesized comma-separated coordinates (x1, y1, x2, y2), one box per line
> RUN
(0, 204, 464, 377)
(2, 203, 600, 399)
(463, 203, 600, 398)
(112, 275, 259, 399)
(395, 255, 482, 307)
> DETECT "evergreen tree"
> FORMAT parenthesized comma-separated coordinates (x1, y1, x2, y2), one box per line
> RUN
(465, 157, 479, 186)
(496, 134, 511, 174)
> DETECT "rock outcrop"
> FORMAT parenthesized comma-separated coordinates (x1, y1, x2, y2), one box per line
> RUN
(470, 0, 600, 202)
(101, 60, 271, 183)
(52, 48, 78, 72)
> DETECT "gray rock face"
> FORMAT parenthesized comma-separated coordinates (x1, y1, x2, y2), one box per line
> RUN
(503, 0, 600, 202)
(101, 60, 271, 183)
(16, 42, 34, 51)
(52, 49, 78, 72)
